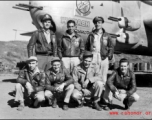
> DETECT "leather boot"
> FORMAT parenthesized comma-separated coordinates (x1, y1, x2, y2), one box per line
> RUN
(104, 100, 112, 111)
(93, 102, 103, 111)
(52, 97, 57, 108)
(123, 96, 135, 110)
(33, 99, 40, 108)
(48, 98, 52, 106)
(77, 98, 84, 108)
(28, 93, 35, 107)
(77, 97, 85, 108)
(17, 101, 25, 111)
(123, 97, 129, 110)
(63, 102, 69, 110)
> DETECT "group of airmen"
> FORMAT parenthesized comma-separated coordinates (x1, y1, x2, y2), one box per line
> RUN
(14, 14, 140, 111)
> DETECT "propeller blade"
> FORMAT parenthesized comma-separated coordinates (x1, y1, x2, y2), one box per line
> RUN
(121, 7, 124, 17)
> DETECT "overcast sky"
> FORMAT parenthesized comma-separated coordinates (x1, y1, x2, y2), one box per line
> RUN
(0, 1, 36, 41)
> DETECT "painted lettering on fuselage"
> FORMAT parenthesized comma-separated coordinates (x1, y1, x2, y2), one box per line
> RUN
(61, 17, 90, 28)
(76, 29, 90, 35)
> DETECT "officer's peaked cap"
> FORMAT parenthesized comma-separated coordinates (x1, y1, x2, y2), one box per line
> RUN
(41, 14, 53, 22)
(93, 16, 104, 24)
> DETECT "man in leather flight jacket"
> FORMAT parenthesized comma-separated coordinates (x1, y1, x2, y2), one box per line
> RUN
(14, 56, 46, 111)
(45, 57, 74, 110)
(103, 58, 140, 110)
(85, 16, 114, 84)
(58, 20, 85, 74)
(27, 14, 57, 71)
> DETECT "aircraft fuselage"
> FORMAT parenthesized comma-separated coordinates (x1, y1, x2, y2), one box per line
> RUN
(27, 1, 152, 56)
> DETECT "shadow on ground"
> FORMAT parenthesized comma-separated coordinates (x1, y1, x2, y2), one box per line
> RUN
(7, 99, 19, 108)
(2, 79, 17, 83)
(110, 104, 125, 110)
(7, 90, 31, 108)
(8, 91, 16, 97)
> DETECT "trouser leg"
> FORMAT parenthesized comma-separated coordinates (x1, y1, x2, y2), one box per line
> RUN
(62, 57, 70, 73)
(100, 57, 109, 84)
(131, 92, 140, 102)
(43, 56, 54, 72)
(100, 58, 113, 104)
(104, 87, 140, 105)
(15, 83, 25, 102)
(92, 52, 102, 65)
(71, 89, 83, 104)
(37, 55, 54, 71)
(25, 82, 34, 96)
(70, 57, 80, 74)
(92, 53, 109, 84)
(118, 89, 140, 103)
(64, 84, 74, 103)
(35, 91, 45, 102)
(73, 81, 104, 103)
(88, 81, 104, 111)
(45, 90, 54, 100)
(37, 55, 46, 71)
(91, 81, 104, 103)
(62, 57, 80, 74)
(33, 91, 45, 107)
(103, 83, 113, 103)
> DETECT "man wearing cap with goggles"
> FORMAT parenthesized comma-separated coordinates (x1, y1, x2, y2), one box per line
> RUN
(71, 51, 104, 111)
(85, 16, 114, 84)
(14, 56, 47, 111)
(45, 57, 74, 110)
(58, 20, 85, 74)
(27, 14, 57, 71)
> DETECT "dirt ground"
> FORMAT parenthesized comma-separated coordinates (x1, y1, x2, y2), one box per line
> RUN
(0, 74, 152, 119)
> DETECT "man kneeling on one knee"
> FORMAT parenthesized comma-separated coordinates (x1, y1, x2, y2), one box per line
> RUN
(71, 51, 104, 111)
(15, 56, 46, 111)
(103, 58, 140, 110)
(45, 57, 74, 110)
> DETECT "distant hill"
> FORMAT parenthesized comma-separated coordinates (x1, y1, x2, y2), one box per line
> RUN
(0, 40, 152, 70)
(0, 41, 28, 68)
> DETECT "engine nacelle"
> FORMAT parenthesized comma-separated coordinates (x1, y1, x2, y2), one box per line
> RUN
(118, 17, 141, 31)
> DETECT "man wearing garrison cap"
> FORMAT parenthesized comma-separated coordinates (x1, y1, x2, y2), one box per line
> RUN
(27, 14, 57, 71)
(45, 57, 74, 110)
(71, 51, 105, 111)
(14, 56, 46, 111)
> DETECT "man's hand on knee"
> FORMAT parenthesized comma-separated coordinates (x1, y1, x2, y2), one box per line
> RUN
(82, 89, 91, 96)
(56, 83, 66, 92)
(113, 92, 121, 101)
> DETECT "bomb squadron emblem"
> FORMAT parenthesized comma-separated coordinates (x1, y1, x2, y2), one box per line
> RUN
(76, 0, 91, 16)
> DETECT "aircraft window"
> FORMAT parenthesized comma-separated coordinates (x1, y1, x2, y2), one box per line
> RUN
(112, 0, 120, 3)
